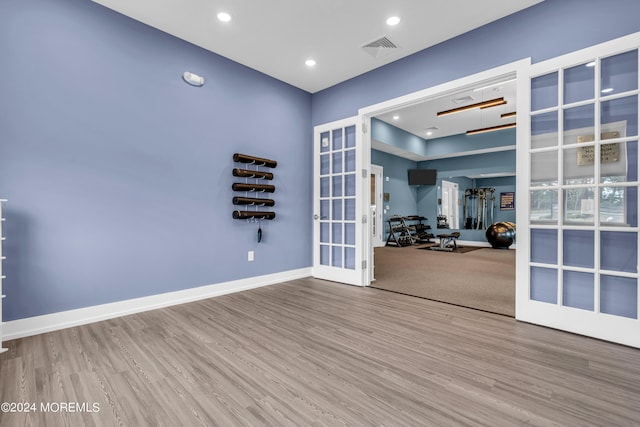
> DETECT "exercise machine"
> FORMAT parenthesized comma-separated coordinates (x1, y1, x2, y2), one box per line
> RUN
(463, 187, 495, 230)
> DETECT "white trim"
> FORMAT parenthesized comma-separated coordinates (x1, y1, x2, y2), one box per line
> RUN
(3, 268, 311, 341)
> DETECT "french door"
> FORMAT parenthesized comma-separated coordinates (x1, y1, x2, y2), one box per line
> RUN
(312, 117, 366, 286)
(519, 32, 640, 348)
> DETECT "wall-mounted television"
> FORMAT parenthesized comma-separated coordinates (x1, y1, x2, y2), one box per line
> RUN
(408, 169, 437, 185)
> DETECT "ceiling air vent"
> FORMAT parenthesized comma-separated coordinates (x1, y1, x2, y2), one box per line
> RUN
(362, 36, 399, 58)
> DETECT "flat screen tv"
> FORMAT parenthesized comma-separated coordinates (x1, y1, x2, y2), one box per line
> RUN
(408, 169, 437, 185)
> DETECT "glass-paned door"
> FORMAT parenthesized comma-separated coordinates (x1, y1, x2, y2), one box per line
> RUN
(313, 117, 365, 286)
(521, 33, 640, 348)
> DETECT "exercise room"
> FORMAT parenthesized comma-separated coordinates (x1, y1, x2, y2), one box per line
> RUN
(369, 80, 517, 316)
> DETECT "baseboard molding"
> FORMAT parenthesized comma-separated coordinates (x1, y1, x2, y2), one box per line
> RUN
(3, 268, 312, 341)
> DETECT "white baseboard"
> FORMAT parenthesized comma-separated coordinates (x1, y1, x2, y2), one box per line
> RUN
(3, 268, 312, 341)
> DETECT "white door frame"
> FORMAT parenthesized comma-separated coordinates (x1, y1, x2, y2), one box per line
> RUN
(359, 59, 530, 288)
(441, 180, 459, 230)
(371, 164, 384, 247)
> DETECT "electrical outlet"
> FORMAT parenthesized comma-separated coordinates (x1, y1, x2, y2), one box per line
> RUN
(248, 251, 254, 261)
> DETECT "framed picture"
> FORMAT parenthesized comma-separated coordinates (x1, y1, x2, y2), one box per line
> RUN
(500, 192, 515, 210)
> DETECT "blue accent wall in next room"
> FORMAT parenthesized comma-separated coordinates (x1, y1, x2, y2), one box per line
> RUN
(312, 0, 640, 126)
(0, 0, 312, 321)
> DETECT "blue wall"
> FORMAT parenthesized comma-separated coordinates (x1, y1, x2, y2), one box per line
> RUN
(0, 0, 312, 321)
(313, 0, 640, 126)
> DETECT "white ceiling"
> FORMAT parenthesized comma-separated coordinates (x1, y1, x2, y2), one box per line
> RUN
(91, 0, 542, 94)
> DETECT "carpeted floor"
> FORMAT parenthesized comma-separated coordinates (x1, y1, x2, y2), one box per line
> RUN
(372, 244, 515, 316)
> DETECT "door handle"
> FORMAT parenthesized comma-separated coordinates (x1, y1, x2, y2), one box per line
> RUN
(314, 214, 319, 220)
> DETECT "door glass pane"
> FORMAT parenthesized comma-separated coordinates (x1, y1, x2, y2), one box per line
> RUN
(320, 245, 329, 265)
(531, 72, 558, 111)
(564, 104, 595, 145)
(600, 186, 637, 226)
(564, 146, 595, 184)
(563, 187, 595, 225)
(601, 231, 637, 273)
(601, 141, 635, 183)
(563, 230, 594, 268)
(345, 149, 356, 172)
(320, 177, 329, 197)
(345, 198, 355, 221)
(600, 275, 637, 319)
(531, 229, 558, 265)
(332, 129, 342, 150)
(601, 50, 638, 96)
(530, 189, 558, 223)
(564, 62, 594, 104)
(320, 200, 329, 220)
(563, 270, 594, 311)
(531, 267, 558, 304)
(320, 223, 329, 243)
(332, 223, 342, 244)
(345, 247, 356, 270)
(345, 125, 356, 148)
(531, 151, 558, 186)
(332, 176, 342, 197)
(320, 154, 330, 175)
(345, 173, 356, 197)
(332, 199, 342, 220)
(345, 223, 355, 245)
(332, 152, 343, 173)
(332, 246, 342, 267)
(601, 96, 638, 138)
(320, 132, 330, 153)
(531, 112, 558, 149)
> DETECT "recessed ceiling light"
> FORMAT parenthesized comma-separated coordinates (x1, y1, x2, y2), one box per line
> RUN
(217, 12, 232, 22)
(426, 131, 433, 136)
(392, 115, 399, 120)
(305, 59, 316, 67)
(386, 16, 400, 26)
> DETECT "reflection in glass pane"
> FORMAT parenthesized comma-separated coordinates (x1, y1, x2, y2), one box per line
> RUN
(531, 72, 558, 111)
(563, 104, 595, 145)
(320, 132, 330, 153)
(332, 152, 343, 174)
(601, 275, 637, 319)
(531, 151, 558, 186)
(601, 49, 638, 96)
(531, 267, 557, 304)
(563, 187, 595, 225)
(345, 247, 356, 270)
(601, 141, 633, 183)
(530, 189, 558, 223)
(345, 149, 356, 172)
(345, 173, 356, 197)
(320, 245, 329, 265)
(530, 229, 558, 265)
(602, 96, 638, 138)
(332, 222, 342, 244)
(563, 230, 594, 268)
(332, 199, 342, 220)
(564, 62, 594, 104)
(332, 246, 342, 268)
(563, 146, 595, 185)
(320, 200, 329, 220)
(601, 231, 637, 273)
(563, 271, 594, 311)
(345, 198, 355, 221)
(600, 186, 637, 226)
(345, 223, 355, 245)
(320, 154, 330, 175)
(332, 175, 342, 197)
(531, 112, 558, 149)
(320, 177, 329, 197)
(332, 129, 342, 150)
(320, 223, 329, 243)
(345, 125, 356, 148)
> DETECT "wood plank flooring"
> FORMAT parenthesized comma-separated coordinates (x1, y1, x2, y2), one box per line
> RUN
(1, 278, 639, 426)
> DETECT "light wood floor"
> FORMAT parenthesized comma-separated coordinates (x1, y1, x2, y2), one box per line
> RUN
(1, 278, 639, 426)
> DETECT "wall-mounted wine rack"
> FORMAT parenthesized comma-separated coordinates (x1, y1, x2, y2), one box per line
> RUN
(232, 153, 277, 220)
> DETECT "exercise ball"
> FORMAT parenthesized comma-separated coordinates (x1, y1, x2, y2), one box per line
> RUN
(486, 222, 516, 249)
